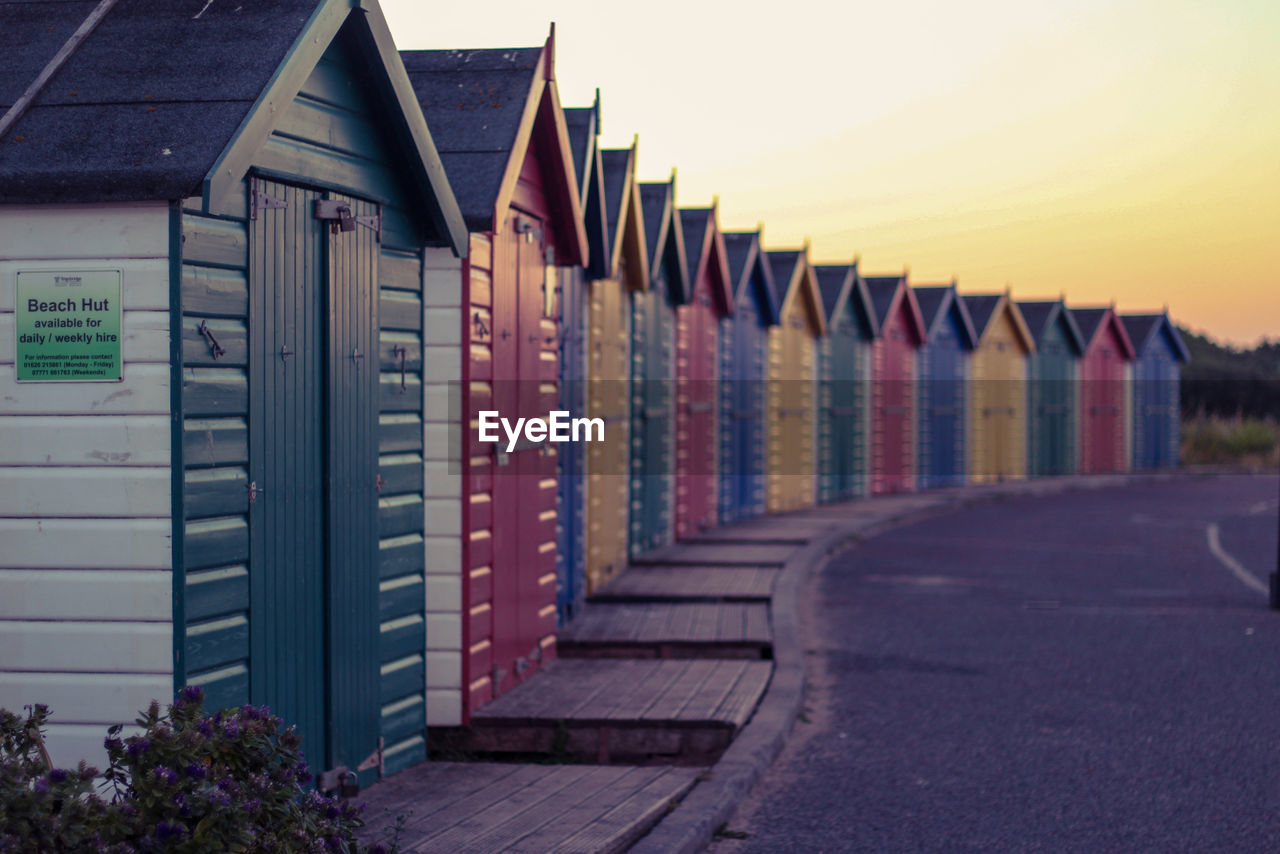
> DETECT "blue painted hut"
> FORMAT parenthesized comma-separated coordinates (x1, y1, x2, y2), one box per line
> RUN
(1018, 299, 1085, 476)
(913, 281, 977, 489)
(814, 261, 877, 501)
(718, 229, 780, 523)
(1121, 312, 1189, 470)
(0, 0, 468, 781)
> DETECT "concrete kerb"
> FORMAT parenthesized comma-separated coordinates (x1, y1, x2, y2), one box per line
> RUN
(628, 473, 1189, 854)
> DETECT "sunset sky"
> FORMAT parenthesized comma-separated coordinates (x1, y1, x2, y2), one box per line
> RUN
(382, 0, 1278, 347)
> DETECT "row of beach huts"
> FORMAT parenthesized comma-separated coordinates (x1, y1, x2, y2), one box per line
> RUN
(0, 1, 1186, 784)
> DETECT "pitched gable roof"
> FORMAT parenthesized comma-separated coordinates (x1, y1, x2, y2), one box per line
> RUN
(638, 175, 688, 303)
(863, 274, 926, 343)
(599, 141, 648, 291)
(678, 205, 733, 315)
(1068, 305, 1135, 359)
(402, 29, 587, 264)
(813, 261, 876, 339)
(722, 230, 779, 325)
(1017, 299, 1086, 354)
(766, 248, 826, 336)
(563, 99, 609, 278)
(1121, 314, 1189, 362)
(0, 0, 466, 252)
(913, 283, 977, 348)
(962, 292, 1036, 353)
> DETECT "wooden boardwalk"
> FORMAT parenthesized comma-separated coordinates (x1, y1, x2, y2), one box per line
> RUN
(630, 542, 795, 567)
(590, 565, 779, 602)
(359, 761, 699, 854)
(683, 517, 834, 544)
(432, 659, 773, 763)
(558, 602, 771, 658)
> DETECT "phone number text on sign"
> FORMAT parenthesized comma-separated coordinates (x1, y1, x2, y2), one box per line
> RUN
(15, 270, 123, 383)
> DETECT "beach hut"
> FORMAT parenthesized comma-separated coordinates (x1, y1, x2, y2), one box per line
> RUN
(1069, 306, 1135, 474)
(913, 281, 977, 489)
(961, 292, 1035, 483)
(585, 142, 648, 592)
(0, 0, 467, 779)
(718, 230, 780, 523)
(1019, 299, 1085, 476)
(674, 205, 733, 537)
(864, 275, 927, 494)
(1121, 312, 1188, 470)
(765, 248, 826, 512)
(631, 175, 688, 553)
(814, 262, 877, 502)
(403, 33, 588, 719)
(554, 98, 607, 622)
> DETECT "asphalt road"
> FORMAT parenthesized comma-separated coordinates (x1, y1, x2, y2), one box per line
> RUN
(711, 474, 1280, 853)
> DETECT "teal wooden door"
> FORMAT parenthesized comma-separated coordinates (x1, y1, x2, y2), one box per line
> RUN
(248, 179, 380, 783)
(629, 265, 674, 554)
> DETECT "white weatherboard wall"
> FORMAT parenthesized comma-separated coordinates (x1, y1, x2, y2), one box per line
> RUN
(421, 246, 463, 726)
(0, 203, 174, 768)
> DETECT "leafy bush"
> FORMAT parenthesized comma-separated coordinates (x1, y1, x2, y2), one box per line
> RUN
(1182, 417, 1280, 466)
(0, 691, 391, 853)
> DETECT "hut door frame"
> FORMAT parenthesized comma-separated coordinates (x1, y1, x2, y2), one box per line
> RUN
(248, 177, 381, 783)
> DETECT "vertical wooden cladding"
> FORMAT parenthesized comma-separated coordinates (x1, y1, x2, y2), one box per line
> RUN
(674, 209, 731, 539)
(1021, 301, 1081, 478)
(719, 233, 776, 524)
(815, 265, 874, 503)
(866, 277, 922, 495)
(913, 286, 973, 491)
(765, 252, 823, 514)
(965, 295, 1032, 484)
(1072, 307, 1134, 475)
(1122, 314, 1188, 471)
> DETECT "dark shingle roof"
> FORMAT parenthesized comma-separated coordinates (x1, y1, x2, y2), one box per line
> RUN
(1017, 301, 1057, 344)
(813, 264, 851, 322)
(0, 0, 320, 203)
(863, 275, 904, 328)
(600, 147, 631, 256)
(766, 250, 802, 298)
(679, 207, 711, 288)
(638, 181, 671, 271)
(562, 105, 595, 195)
(912, 286, 950, 333)
(1120, 315, 1160, 353)
(401, 47, 542, 229)
(961, 293, 1003, 337)
(1069, 307, 1109, 345)
(722, 230, 779, 325)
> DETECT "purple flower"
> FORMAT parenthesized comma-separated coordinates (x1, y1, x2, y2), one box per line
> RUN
(222, 720, 240, 739)
(216, 776, 234, 792)
(156, 821, 183, 840)
(153, 766, 179, 786)
(183, 762, 206, 780)
(196, 719, 213, 738)
(244, 798, 261, 812)
(126, 738, 150, 757)
(48, 769, 68, 783)
(180, 685, 203, 703)
(104, 736, 123, 752)
(33, 777, 49, 796)
(370, 845, 389, 854)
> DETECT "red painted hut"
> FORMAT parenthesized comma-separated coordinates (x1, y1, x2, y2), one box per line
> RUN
(403, 32, 588, 722)
(864, 274, 926, 494)
(674, 205, 733, 537)
(1068, 305, 1134, 474)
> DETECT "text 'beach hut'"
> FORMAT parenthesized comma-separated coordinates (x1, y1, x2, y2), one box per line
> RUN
(631, 175, 687, 553)
(0, 0, 467, 781)
(675, 205, 732, 537)
(1019, 299, 1085, 477)
(864, 274, 926, 494)
(1121, 313, 1188, 471)
(815, 261, 876, 502)
(718, 229, 779, 523)
(913, 281, 977, 489)
(586, 142, 648, 591)
(962, 291, 1035, 483)
(402, 33, 588, 719)
(1069, 305, 1134, 475)
(765, 248, 825, 512)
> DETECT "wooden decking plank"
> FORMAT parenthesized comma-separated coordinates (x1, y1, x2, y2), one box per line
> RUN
(717, 602, 745, 643)
(506, 766, 664, 853)
(670, 660, 747, 723)
(363, 762, 527, 829)
(398, 764, 559, 840)
(593, 566, 779, 601)
(689, 602, 722, 642)
(605, 660, 695, 721)
(712, 661, 773, 729)
(639, 660, 722, 722)
(475, 660, 618, 721)
(546, 767, 701, 854)
(662, 600, 699, 642)
(420, 765, 622, 854)
(632, 542, 794, 567)
(743, 602, 772, 643)
(635, 603, 673, 642)
(572, 660, 669, 721)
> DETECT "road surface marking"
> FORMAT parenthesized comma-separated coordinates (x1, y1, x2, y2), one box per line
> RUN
(1247, 498, 1278, 516)
(1205, 523, 1268, 596)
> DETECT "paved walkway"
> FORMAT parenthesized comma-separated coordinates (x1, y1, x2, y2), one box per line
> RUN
(359, 474, 1187, 853)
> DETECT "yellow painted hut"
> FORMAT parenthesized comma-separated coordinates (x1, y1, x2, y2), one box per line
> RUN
(960, 291, 1035, 482)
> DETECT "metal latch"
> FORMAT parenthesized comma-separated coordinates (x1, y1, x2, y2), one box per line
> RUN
(313, 199, 381, 240)
(317, 739, 384, 798)
(197, 320, 225, 360)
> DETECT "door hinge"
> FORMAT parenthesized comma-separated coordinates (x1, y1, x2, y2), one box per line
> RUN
(250, 179, 288, 220)
(313, 199, 381, 241)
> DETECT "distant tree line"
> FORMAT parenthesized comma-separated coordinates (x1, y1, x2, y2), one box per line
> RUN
(1178, 326, 1280, 420)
